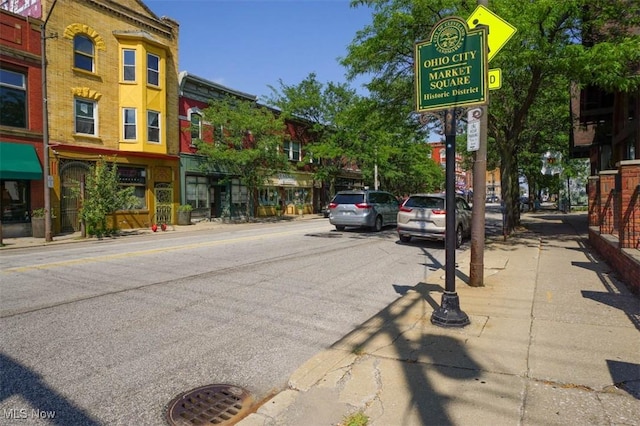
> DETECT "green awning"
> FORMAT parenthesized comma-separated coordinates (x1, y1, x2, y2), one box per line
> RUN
(0, 142, 43, 180)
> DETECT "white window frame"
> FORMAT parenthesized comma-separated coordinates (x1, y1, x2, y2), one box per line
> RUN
(123, 108, 137, 140)
(190, 112, 202, 141)
(123, 49, 136, 82)
(284, 141, 301, 161)
(147, 110, 161, 143)
(74, 98, 97, 136)
(147, 53, 160, 86)
(74, 34, 95, 72)
(186, 176, 209, 209)
(0, 68, 27, 128)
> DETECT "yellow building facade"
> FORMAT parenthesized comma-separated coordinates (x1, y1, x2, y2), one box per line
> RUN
(41, 0, 179, 233)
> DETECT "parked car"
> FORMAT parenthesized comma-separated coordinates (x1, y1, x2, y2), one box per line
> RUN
(486, 195, 499, 203)
(328, 190, 400, 231)
(397, 193, 472, 247)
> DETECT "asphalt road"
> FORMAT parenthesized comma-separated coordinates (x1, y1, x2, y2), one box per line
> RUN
(0, 218, 460, 425)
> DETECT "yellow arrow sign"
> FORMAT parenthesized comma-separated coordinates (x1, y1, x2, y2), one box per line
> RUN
(467, 5, 517, 62)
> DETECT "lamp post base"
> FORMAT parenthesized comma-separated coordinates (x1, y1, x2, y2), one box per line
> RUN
(431, 292, 470, 327)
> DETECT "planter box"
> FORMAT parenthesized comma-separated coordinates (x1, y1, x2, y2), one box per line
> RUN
(31, 217, 45, 238)
(177, 211, 192, 225)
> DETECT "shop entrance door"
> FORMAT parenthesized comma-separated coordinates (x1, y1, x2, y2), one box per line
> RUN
(154, 183, 172, 225)
(60, 161, 90, 233)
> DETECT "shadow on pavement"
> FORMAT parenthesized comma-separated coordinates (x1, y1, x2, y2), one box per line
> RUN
(605, 360, 640, 399)
(335, 281, 481, 424)
(0, 353, 100, 425)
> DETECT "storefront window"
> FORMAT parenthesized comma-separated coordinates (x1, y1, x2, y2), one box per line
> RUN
(1, 180, 29, 222)
(117, 166, 146, 209)
(231, 178, 249, 215)
(258, 187, 279, 206)
(284, 188, 311, 205)
(186, 176, 208, 209)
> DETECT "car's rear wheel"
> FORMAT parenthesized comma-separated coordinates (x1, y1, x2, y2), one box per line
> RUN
(372, 216, 383, 232)
(335, 225, 345, 231)
(399, 234, 411, 243)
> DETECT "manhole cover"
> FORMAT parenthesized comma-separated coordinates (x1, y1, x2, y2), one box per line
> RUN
(166, 384, 253, 425)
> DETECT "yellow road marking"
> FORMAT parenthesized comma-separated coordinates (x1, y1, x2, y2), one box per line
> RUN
(3, 229, 303, 273)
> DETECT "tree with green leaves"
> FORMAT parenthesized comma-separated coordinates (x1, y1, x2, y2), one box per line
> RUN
(196, 98, 292, 217)
(267, 73, 443, 196)
(267, 73, 362, 195)
(78, 157, 137, 238)
(343, 0, 640, 234)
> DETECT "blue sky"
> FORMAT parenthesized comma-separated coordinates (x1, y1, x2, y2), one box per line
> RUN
(145, 0, 374, 100)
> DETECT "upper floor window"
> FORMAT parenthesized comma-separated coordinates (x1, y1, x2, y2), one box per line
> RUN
(147, 110, 160, 143)
(284, 141, 301, 161)
(123, 108, 137, 140)
(190, 113, 202, 141)
(75, 98, 97, 135)
(74, 35, 95, 72)
(123, 49, 136, 82)
(0, 69, 27, 128)
(147, 53, 159, 86)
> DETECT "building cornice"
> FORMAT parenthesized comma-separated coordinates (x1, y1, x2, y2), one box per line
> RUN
(84, 0, 177, 40)
(0, 46, 41, 65)
(178, 71, 257, 103)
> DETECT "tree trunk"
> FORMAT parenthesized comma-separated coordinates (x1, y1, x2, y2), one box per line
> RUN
(500, 145, 520, 235)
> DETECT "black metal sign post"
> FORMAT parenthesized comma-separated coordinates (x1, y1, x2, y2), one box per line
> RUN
(415, 16, 487, 328)
(431, 109, 470, 327)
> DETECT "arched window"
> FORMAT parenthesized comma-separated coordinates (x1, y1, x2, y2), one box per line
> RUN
(74, 35, 95, 72)
(190, 113, 202, 140)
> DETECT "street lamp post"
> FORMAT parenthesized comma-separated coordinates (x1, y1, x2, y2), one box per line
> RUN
(41, 0, 59, 242)
(431, 109, 470, 328)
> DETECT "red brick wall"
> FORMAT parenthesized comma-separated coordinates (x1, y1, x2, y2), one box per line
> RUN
(589, 230, 640, 295)
(599, 172, 618, 234)
(588, 176, 600, 226)
(619, 161, 640, 249)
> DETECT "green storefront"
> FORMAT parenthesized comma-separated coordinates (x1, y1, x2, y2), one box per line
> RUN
(0, 142, 44, 237)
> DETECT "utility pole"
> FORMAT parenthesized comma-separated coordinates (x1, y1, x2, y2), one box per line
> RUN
(469, 0, 489, 287)
(374, 144, 379, 190)
(41, 0, 59, 242)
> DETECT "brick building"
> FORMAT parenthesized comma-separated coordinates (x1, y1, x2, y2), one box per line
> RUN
(0, 9, 44, 238)
(36, 0, 180, 233)
(178, 71, 257, 221)
(572, 21, 640, 292)
(178, 72, 333, 220)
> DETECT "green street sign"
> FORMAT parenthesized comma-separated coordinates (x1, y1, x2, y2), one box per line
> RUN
(415, 17, 487, 113)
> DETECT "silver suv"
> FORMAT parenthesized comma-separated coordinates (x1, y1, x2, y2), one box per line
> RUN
(329, 190, 400, 232)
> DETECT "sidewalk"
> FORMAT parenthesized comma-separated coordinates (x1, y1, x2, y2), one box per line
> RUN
(238, 212, 640, 426)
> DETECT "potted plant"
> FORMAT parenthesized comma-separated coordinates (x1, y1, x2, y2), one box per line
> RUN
(177, 204, 193, 225)
(296, 203, 304, 216)
(31, 208, 46, 238)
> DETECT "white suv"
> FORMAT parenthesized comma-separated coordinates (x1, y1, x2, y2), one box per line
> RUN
(397, 194, 472, 247)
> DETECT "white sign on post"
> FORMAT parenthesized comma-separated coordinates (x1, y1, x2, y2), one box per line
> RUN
(467, 108, 481, 151)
